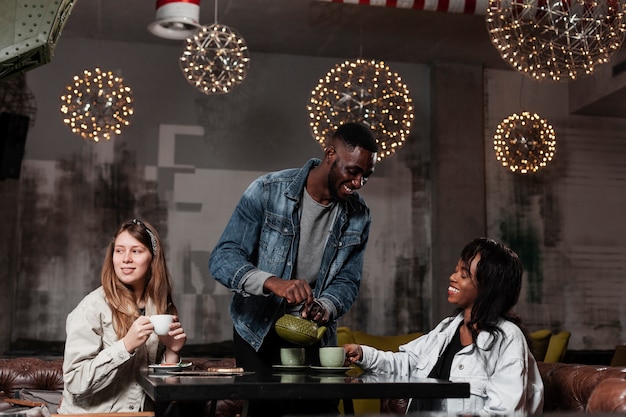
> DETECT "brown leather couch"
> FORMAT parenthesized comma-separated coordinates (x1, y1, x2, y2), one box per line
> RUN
(382, 361, 626, 414)
(0, 357, 242, 417)
(538, 361, 626, 412)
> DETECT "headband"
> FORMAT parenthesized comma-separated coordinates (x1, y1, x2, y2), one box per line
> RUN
(132, 218, 158, 255)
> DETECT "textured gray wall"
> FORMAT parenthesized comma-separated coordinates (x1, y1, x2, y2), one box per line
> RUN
(485, 69, 626, 350)
(0, 37, 430, 351)
(2, 34, 626, 354)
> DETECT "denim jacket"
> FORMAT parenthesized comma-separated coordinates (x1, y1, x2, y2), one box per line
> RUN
(209, 158, 372, 351)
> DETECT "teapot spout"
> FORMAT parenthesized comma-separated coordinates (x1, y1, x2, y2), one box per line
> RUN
(316, 325, 327, 340)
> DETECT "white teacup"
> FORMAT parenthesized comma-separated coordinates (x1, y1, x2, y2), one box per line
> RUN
(150, 314, 174, 336)
(319, 346, 345, 367)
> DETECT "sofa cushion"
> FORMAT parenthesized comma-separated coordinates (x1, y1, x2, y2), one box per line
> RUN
(610, 344, 626, 366)
(529, 329, 551, 361)
(538, 361, 626, 411)
(337, 327, 356, 346)
(0, 358, 63, 398)
(544, 331, 571, 363)
(586, 378, 626, 412)
(351, 330, 423, 352)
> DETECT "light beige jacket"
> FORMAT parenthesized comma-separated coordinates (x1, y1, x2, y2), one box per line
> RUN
(58, 287, 160, 414)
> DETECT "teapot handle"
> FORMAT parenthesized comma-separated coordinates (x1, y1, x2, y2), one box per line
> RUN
(301, 299, 325, 320)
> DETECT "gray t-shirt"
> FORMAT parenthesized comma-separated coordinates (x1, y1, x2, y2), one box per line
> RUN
(239, 188, 337, 301)
(285, 188, 337, 314)
(296, 187, 338, 284)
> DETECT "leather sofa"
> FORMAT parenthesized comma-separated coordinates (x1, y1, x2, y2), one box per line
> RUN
(538, 361, 626, 412)
(0, 356, 242, 417)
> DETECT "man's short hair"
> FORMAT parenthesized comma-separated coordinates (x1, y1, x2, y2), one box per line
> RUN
(332, 123, 379, 154)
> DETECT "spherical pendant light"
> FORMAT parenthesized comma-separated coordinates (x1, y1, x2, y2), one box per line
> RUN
(179, 23, 250, 95)
(493, 111, 557, 173)
(59, 68, 134, 143)
(487, 0, 626, 81)
(307, 58, 414, 162)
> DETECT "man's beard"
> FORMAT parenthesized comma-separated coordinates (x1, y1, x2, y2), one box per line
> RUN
(327, 161, 341, 201)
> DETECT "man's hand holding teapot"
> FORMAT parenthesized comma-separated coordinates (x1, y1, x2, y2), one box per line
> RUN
(301, 299, 330, 324)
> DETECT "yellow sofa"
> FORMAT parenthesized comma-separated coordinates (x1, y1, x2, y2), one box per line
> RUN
(337, 326, 423, 415)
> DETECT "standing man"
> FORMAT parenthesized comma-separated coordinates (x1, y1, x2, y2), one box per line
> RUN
(209, 122, 378, 415)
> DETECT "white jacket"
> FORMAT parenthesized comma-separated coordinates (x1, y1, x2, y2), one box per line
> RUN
(358, 314, 544, 416)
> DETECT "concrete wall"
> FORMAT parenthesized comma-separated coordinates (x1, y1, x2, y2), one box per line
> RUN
(0, 37, 431, 350)
(2, 34, 626, 353)
(485, 69, 626, 350)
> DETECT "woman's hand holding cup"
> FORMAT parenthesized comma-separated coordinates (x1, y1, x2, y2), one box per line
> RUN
(343, 344, 362, 364)
(151, 314, 187, 363)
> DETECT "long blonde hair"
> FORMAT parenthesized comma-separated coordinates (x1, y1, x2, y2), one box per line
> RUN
(101, 219, 177, 339)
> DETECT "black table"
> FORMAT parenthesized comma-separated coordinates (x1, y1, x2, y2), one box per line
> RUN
(139, 368, 470, 416)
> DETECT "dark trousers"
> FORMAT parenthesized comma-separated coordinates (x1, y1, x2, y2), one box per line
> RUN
(233, 327, 339, 417)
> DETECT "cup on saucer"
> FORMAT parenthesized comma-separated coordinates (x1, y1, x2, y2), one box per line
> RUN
(280, 347, 305, 366)
(319, 346, 345, 367)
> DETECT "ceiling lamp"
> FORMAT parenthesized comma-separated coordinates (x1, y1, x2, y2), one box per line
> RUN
(493, 111, 556, 174)
(179, 0, 250, 95)
(59, 68, 134, 143)
(307, 58, 414, 162)
(486, 0, 626, 81)
(148, 0, 202, 40)
(179, 23, 250, 94)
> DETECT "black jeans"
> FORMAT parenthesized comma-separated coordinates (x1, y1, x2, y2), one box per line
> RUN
(233, 327, 339, 417)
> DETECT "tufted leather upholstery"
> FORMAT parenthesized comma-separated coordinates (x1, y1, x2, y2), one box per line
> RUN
(382, 361, 626, 414)
(586, 378, 626, 412)
(0, 357, 244, 417)
(0, 357, 64, 398)
(538, 361, 626, 412)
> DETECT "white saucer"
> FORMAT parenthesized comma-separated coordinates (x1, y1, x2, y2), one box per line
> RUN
(272, 364, 309, 371)
(310, 366, 352, 373)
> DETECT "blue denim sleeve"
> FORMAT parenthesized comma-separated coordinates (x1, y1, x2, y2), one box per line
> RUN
(208, 178, 265, 294)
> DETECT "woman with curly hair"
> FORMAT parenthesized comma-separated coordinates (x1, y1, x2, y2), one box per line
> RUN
(58, 218, 186, 414)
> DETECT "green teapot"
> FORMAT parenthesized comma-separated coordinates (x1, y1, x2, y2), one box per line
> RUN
(275, 314, 327, 346)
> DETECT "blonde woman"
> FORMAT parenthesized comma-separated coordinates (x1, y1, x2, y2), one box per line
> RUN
(58, 219, 186, 414)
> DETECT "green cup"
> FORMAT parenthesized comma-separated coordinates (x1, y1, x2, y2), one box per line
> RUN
(280, 347, 305, 366)
(319, 346, 345, 367)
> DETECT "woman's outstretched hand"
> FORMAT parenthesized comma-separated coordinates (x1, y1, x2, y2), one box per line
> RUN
(343, 343, 363, 365)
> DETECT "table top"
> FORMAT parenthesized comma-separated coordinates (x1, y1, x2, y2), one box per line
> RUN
(139, 367, 470, 403)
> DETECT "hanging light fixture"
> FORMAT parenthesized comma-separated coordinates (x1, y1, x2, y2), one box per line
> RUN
(307, 58, 414, 162)
(486, 0, 626, 82)
(148, 0, 202, 40)
(59, 68, 134, 143)
(179, 0, 250, 94)
(493, 111, 556, 174)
